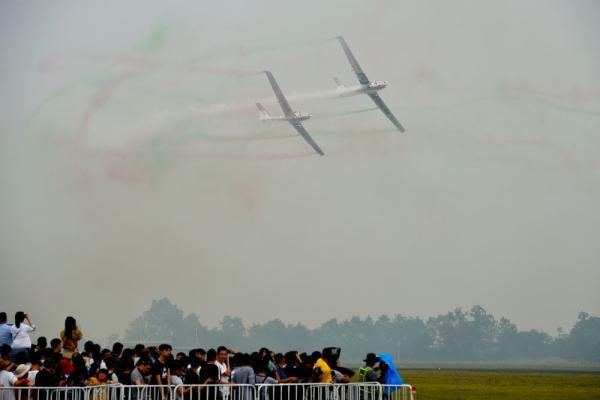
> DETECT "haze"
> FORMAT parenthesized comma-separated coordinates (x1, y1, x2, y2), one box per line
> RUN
(1, 0, 599, 344)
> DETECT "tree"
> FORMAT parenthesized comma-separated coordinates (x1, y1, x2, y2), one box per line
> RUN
(122, 298, 599, 363)
(217, 316, 247, 349)
(561, 312, 600, 362)
(124, 298, 184, 343)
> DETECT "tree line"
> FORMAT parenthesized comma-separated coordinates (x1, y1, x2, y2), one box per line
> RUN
(122, 298, 600, 363)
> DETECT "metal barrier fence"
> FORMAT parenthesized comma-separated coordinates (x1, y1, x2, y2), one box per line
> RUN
(2, 384, 412, 400)
(256, 384, 413, 400)
(175, 384, 256, 400)
(0, 387, 87, 400)
(379, 385, 413, 400)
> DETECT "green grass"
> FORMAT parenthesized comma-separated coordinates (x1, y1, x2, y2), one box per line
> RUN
(400, 369, 600, 400)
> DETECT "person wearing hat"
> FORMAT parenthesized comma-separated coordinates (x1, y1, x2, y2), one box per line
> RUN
(348, 354, 381, 400)
(13, 364, 32, 387)
(355, 353, 380, 382)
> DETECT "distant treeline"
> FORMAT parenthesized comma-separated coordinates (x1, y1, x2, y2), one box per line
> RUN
(122, 298, 600, 363)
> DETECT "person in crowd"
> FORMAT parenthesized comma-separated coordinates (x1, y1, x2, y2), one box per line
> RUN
(195, 349, 207, 364)
(131, 358, 152, 386)
(27, 359, 42, 385)
(283, 352, 306, 381)
(0, 345, 12, 367)
(35, 337, 47, 353)
(14, 364, 33, 387)
(111, 343, 123, 360)
(103, 357, 119, 383)
(232, 353, 255, 384)
(312, 350, 332, 383)
(198, 349, 220, 385)
(146, 348, 168, 400)
(57, 358, 79, 386)
(87, 369, 113, 400)
(198, 352, 221, 400)
(13, 352, 28, 368)
(12, 364, 33, 400)
(49, 338, 62, 362)
(151, 343, 172, 387)
(354, 353, 379, 383)
(258, 348, 277, 377)
(10, 312, 35, 361)
(132, 344, 145, 366)
(115, 358, 133, 385)
(231, 353, 255, 400)
(376, 353, 404, 399)
(170, 361, 192, 400)
(254, 361, 279, 400)
(0, 313, 12, 347)
(184, 357, 202, 385)
(0, 359, 18, 400)
(215, 346, 233, 398)
(0, 359, 14, 380)
(60, 317, 83, 360)
(40, 349, 52, 364)
(120, 348, 134, 366)
(83, 341, 94, 356)
(32, 337, 47, 361)
(86, 368, 109, 386)
(35, 358, 58, 387)
(274, 354, 286, 379)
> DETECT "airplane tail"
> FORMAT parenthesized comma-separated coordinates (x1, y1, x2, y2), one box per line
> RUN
(333, 77, 345, 89)
(256, 102, 271, 120)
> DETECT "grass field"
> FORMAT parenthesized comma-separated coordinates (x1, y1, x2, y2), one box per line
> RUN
(399, 369, 600, 400)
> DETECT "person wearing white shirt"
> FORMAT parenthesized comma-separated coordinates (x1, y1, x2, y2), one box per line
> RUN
(10, 312, 35, 360)
(0, 359, 18, 400)
(216, 347, 235, 399)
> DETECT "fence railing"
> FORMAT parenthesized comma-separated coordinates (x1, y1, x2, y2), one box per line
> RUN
(1, 384, 413, 400)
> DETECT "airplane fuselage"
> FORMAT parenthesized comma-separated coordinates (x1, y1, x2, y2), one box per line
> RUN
(336, 80, 388, 97)
(260, 111, 311, 122)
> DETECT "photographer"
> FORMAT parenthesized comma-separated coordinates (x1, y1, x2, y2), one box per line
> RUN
(10, 312, 35, 361)
(312, 347, 341, 383)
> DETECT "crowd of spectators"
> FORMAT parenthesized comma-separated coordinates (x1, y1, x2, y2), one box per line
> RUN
(0, 312, 400, 396)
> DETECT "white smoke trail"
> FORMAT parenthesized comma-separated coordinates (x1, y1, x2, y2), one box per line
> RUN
(90, 88, 348, 149)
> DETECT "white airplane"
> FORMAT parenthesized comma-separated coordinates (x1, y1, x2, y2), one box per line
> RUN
(259, 71, 324, 156)
(256, 102, 310, 122)
(335, 36, 405, 132)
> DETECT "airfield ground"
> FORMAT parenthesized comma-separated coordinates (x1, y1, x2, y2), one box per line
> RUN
(399, 369, 600, 400)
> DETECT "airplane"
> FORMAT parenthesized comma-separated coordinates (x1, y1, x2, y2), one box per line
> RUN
(335, 36, 405, 132)
(259, 70, 324, 156)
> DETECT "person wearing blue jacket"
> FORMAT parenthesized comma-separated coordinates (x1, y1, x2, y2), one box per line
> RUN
(377, 354, 403, 397)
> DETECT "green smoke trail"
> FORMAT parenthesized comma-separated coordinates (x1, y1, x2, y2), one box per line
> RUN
(135, 24, 170, 54)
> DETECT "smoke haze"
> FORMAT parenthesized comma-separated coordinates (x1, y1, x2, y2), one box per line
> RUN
(1, 0, 599, 343)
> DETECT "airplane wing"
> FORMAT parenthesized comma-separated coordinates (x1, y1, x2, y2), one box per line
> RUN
(291, 121, 324, 156)
(264, 71, 294, 118)
(336, 36, 370, 85)
(368, 93, 405, 132)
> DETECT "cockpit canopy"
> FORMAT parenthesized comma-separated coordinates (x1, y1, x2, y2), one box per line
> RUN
(293, 111, 311, 120)
(369, 80, 388, 88)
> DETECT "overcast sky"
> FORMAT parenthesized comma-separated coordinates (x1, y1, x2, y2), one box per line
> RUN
(1, 0, 599, 344)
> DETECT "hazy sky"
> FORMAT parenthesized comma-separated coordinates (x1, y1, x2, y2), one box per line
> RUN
(1, 0, 599, 344)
